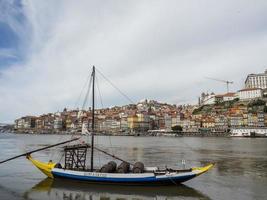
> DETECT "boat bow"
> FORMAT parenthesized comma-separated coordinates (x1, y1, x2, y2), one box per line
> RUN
(192, 163, 214, 176)
(27, 155, 56, 178)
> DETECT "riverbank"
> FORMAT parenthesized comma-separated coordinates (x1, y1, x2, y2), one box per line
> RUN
(8, 129, 230, 137)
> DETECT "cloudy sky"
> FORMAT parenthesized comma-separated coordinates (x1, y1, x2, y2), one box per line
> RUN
(1, 0, 267, 123)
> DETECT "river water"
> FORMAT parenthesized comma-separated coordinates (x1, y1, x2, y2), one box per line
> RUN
(0, 133, 266, 200)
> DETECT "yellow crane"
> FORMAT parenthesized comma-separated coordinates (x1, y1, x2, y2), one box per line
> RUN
(206, 77, 233, 93)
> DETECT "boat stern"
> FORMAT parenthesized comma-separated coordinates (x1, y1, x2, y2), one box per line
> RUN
(27, 155, 56, 178)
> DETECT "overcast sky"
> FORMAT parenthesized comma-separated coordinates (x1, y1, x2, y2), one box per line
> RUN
(1, 0, 267, 123)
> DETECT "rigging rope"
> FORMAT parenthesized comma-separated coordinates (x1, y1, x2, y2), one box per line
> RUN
(96, 68, 135, 104)
(81, 76, 93, 110)
(95, 69, 117, 156)
(95, 75, 104, 109)
(74, 74, 91, 109)
(49, 137, 62, 161)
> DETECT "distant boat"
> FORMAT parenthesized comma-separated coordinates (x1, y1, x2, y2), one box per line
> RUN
(230, 128, 267, 137)
(0, 66, 214, 186)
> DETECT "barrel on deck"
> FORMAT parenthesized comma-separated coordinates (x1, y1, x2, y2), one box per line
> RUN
(117, 162, 130, 173)
(132, 162, 145, 173)
(100, 161, 117, 173)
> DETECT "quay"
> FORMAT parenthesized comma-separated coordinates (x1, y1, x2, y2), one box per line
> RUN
(10, 128, 230, 137)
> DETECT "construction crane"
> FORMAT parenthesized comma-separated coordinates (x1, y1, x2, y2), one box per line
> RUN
(206, 77, 233, 93)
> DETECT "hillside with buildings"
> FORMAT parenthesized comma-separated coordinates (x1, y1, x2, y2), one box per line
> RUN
(13, 70, 267, 135)
(14, 100, 197, 134)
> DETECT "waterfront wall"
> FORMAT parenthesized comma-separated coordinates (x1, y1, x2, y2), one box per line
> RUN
(10, 129, 230, 137)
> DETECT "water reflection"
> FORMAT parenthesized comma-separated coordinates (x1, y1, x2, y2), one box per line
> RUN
(24, 178, 211, 200)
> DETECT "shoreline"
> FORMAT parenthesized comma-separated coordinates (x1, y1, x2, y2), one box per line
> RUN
(4, 130, 231, 137)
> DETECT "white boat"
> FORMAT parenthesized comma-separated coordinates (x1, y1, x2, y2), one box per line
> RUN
(230, 128, 267, 137)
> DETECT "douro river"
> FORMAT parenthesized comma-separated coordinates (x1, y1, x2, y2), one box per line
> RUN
(0, 133, 266, 200)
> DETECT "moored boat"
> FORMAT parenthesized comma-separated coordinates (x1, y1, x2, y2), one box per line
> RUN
(230, 127, 267, 137)
(27, 154, 213, 185)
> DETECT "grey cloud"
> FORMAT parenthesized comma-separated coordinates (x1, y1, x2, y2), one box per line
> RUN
(1, 0, 267, 122)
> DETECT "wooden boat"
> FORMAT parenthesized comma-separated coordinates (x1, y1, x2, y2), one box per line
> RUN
(0, 66, 214, 186)
(27, 154, 213, 185)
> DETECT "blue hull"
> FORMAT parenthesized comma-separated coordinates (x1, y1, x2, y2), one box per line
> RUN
(52, 171, 197, 186)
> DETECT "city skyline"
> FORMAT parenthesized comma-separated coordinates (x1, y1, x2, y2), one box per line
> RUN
(1, 1, 267, 123)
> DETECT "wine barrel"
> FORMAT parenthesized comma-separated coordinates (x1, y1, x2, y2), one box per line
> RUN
(107, 161, 117, 172)
(55, 163, 62, 169)
(100, 161, 117, 173)
(117, 162, 130, 173)
(100, 164, 109, 173)
(132, 162, 145, 173)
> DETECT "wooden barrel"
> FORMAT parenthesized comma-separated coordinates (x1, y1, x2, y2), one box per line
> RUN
(100, 161, 117, 173)
(117, 162, 130, 173)
(132, 162, 145, 173)
(55, 163, 62, 169)
(107, 161, 117, 172)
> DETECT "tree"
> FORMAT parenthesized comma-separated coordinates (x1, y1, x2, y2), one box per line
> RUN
(248, 99, 265, 107)
(192, 106, 203, 114)
(172, 125, 183, 132)
(234, 98, 239, 102)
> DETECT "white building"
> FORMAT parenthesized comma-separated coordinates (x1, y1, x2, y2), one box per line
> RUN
(15, 116, 36, 129)
(245, 70, 267, 89)
(202, 94, 223, 105)
(237, 88, 262, 100)
(203, 95, 216, 105)
(200, 92, 236, 105)
(222, 93, 236, 101)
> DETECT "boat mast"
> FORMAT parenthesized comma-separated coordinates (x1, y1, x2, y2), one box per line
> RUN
(90, 66, 95, 171)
